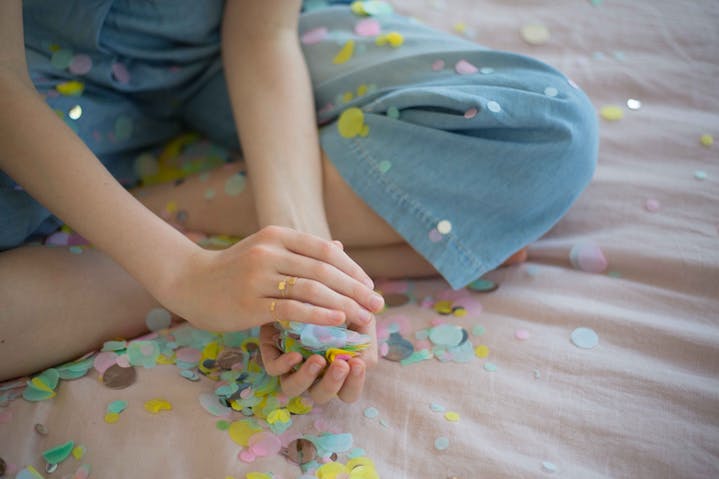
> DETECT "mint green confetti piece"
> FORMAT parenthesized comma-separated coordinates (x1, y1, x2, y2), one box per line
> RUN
(42, 440, 74, 464)
(126, 340, 160, 368)
(484, 362, 498, 372)
(571, 327, 599, 349)
(22, 384, 55, 402)
(224, 173, 246, 196)
(379, 418, 389, 428)
(430, 403, 445, 412)
(51, 49, 74, 70)
(542, 461, 558, 473)
(216, 419, 230, 431)
(400, 349, 433, 366)
(434, 436, 449, 450)
(69, 246, 83, 254)
(363, 407, 379, 419)
(56, 358, 93, 380)
(107, 400, 128, 414)
(472, 325, 486, 336)
(348, 447, 366, 458)
(37, 368, 60, 390)
(378, 160, 392, 173)
(114, 116, 133, 141)
(102, 340, 127, 352)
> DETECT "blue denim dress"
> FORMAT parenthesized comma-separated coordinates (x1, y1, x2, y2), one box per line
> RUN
(2, 0, 598, 289)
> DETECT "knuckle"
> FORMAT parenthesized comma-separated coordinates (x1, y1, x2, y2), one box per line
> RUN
(318, 241, 334, 259)
(313, 262, 332, 279)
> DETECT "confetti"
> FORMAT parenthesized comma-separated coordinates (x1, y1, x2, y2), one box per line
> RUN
(520, 23, 550, 45)
(363, 407, 379, 419)
(515, 329, 530, 340)
(434, 436, 450, 450)
(42, 440, 74, 465)
(224, 172, 246, 196)
(571, 327, 599, 349)
(464, 107, 478, 119)
(542, 461, 558, 473)
(437, 219, 452, 234)
(430, 403, 445, 412)
(338, 107, 368, 138)
(444, 411, 460, 422)
(600, 105, 624, 121)
(431, 59, 445, 71)
(104, 412, 120, 424)
(143, 398, 173, 414)
(355, 18, 381, 36)
(301, 27, 328, 45)
(68, 105, 83, 120)
(455, 59, 478, 75)
(645, 198, 661, 212)
(694, 170, 708, 180)
(627, 98, 642, 110)
(69, 54, 93, 75)
(56, 80, 84, 96)
(468, 278, 498, 292)
(50, 49, 74, 70)
(378, 160, 392, 173)
(387, 106, 400, 119)
(544, 87, 559, 97)
(112, 62, 130, 84)
(487, 101, 502, 113)
(569, 242, 608, 273)
(474, 345, 489, 358)
(333, 40, 355, 64)
(700, 134, 714, 147)
(145, 307, 172, 331)
(484, 362, 498, 372)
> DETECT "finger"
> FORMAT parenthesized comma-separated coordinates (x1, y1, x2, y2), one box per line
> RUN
(337, 358, 366, 403)
(279, 354, 326, 398)
(272, 276, 376, 326)
(278, 255, 385, 315)
(333, 240, 344, 250)
(274, 227, 374, 289)
(259, 325, 303, 376)
(309, 359, 350, 405)
(266, 298, 345, 326)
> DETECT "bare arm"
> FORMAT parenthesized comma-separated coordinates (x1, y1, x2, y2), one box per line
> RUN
(0, 0, 197, 296)
(221, 0, 331, 239)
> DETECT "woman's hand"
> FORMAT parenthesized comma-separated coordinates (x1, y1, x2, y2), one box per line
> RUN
(158, 225, 384, 333)
(258, 316, 378, 404)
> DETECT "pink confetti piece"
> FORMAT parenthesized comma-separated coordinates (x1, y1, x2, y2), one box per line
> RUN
(175, 347, 201, 364)
(464, 107, 478, 119)
(428, 228, 443, 242)
(45, 231, 70, 246)
(69, 54, 93, 75)
(355, 18, 381, 36)
(431, 59, 445, 71)
(249, 432, 282, 457)
(455, 59, 478, 75)
(93, 351, 118, 374)
(569, 242, 608, 273)
(515, 329, 530, 340)
(645, 198, 661, 212)
(111, 62, 130, 84)
(301, 27, 328, 45)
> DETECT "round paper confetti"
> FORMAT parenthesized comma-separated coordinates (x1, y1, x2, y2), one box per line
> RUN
(700, 134, 714, 147)
(570, 327, 599, 349)
(204, 188, 216, 200)
(455, 59, 478, 75)
(444, 411, 460, 422)
(645, 198, 661, 212)
(386, 106, 400, 119)
(484, 362, 498, 372)
(474, 344, 489, 358)
(430, 403, 445, 412)
(694, 170, 707, 180)
(104, 412, 120, 424)
(437, 220, 452, 234)
(69, 246, 83, 254)
(520, 24, 550, 45)
(464, 107, 478, 119)
(363, 407, 379, 419)
(224, 173, 246, 196)
(378, 160, 392, 173)
(51, 49, 74, 70)
(68, 105, 83, 120)
(107, 400, 128, 414)
(480, 67, 494, 74)
(627, 98, 642, 110)
(544, 87, 559, 97)
(115, 116, 133, 141)
(112, 62, 130, 84)
(301, 27, 328, 45)
(434, 436, 450, 450)
(145, 308, 171, 331)
(600, 105, 624, 121)
(333, 40, 355, 64)
(69, 54, 93, 75)
(338, 107, 367, 138)
(355, 18, 381, 36)
(428, 228, 443, 243)
(431, 59, 445, 71)
(542, 461, 558, 473)
(569, 242, 608, 273)
(515, 329, 530, 340)
(487, 101, 502, 113)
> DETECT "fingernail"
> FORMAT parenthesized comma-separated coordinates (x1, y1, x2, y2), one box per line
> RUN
(364, 278, 375, 289)
(351, 364, 364, 377)
(309, 362, 322, 375)
(329, 310, 345, 322)
(332, 366, 348, 381)
(360, 309, 373, 324)
(369, 293, 384, 311)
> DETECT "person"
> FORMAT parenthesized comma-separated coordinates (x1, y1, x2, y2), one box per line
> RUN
(0, 0, 598, 402)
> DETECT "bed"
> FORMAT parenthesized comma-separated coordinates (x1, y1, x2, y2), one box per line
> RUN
(1, 0, 718, 477)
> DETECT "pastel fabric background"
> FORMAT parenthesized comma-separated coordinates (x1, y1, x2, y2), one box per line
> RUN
(1, 1, 718, 478)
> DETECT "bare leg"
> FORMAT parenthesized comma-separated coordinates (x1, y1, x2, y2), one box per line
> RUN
(0, 148, 525, 381)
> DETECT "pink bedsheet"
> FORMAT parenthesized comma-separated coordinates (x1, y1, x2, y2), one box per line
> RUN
(1, 1, 718, 478)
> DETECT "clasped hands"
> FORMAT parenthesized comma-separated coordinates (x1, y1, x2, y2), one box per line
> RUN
(157, 225, 383, 404)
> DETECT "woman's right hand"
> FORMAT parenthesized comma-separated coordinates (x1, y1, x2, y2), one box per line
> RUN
(157, 225, 384, 334)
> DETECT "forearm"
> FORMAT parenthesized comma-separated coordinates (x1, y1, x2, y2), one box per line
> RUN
(222, 9, 331, 239)
(0, 71, 197, 295)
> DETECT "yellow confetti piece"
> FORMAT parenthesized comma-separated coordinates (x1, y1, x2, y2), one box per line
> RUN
(444, 411, 460, 422)
(454, 23, 467, 34)
(700, 134, 714, 147)
(360, 124, 370, 137)
(357, 83, 369, 96)
(228, 419, 263, 446)
(143, 398, 172, 414)
(49, 43, 62, 52)
(165, 201, 178, 214)
(386, 32, 404, 47)
(316, 462, 348, 479)
(156, 353, 175, 365)
(30, 377, 55, 394)
(474, 344, 490, 358)
(351, 1, 368, 15)
(347, 457, 376, 470)
(520, 23, 550, 45)
(56, 80, 85, 96)
(599, 105, 624, 121)
(267, 408, 291, 424)
(333, 40, 355, 64)
(287, 396, 313, 415)
(342, 91, 354, 103)
(246, 473, 272, 479)
(72, 445, 86, 459)
(433, 300, 453, 315)
(104, 412, 120, 424)
(338, 107, 367, 139)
